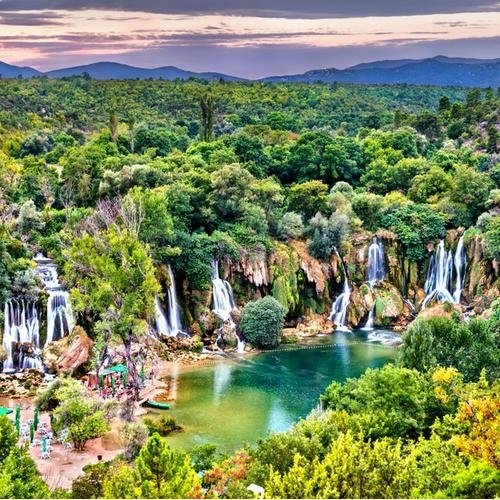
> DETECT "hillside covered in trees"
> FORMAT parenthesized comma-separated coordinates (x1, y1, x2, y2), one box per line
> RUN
(0, 77, 498, 498)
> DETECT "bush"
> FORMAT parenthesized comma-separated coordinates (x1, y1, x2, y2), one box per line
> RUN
(120, 421, 149, 460)
(320, 364, 443, 439)
(277, 212, 304, 240)
(400, 316, 500, 382)
(308, 212, 350, 261)
(240, 296, 285, 348)
(143, 416, 182, 436)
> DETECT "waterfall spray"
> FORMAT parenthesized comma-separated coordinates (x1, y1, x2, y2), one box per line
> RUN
(362, 237, 386, 330)
(422, 238, 467, 308)
(329, 252, 351, 332)
(367, 237, 386, 286)
(34, 254, 74, 347)
(453, 235, 466, 303)
(211, 260, 245, 352)
(155, 265, 187, 337)
(2, 299, 42, 372)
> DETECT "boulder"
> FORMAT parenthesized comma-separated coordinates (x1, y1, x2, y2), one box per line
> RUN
(347, 284, 374, 327)
(374, 282, 413, 327)
(42, 325, 93, 375)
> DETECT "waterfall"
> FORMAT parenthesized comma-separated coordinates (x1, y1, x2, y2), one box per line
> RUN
(422, 239, 467, 308)
(211, 261, 236, 321)
(211, 260, 245, 352)
(34, 254, 74, 346)
(361, 307, 374, 331)
(453, 235, 466, 303)
(155, 265, 186, 337)
(2, 299, 42, 372)
(329, 254, 351, 332)
(367, 237, 386, 286)
(362, 237, 386, 330)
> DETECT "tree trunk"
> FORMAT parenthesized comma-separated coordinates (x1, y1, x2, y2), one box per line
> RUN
(122, 335, 141, 421)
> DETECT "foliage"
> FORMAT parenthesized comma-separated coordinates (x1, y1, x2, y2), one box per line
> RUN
(143, 416, 182, 436)
(240, 296, 285, 348)
(120, 421, 149, 460)
(320, 364, 444, 439)
(50, 378, 110, 450)
(64, 225, 159, 419)
(0, 446, 50, 499)
(382, 203, 445, 260)
(72, 462, 111, 499)
(400, 316, 500, 382)
(103, 433, 201, 498)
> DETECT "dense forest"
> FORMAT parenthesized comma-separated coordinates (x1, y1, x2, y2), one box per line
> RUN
(0, 78, 498, 498)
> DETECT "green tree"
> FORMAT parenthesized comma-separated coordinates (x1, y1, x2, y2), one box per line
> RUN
(287, 180, 329, 219)
(65, 226, 160, 419)
(399, 319, 436, 372)
(382, 203, 445, 261)
(103, 435, 202, 498)
(200, 93, 215, 142)
(0, 446, 49, 498)
(321, 364, 439, 439)
(240, 296, 285, 348)
(265, 432, 414, 499)
(400, 316, 500, 382)
(0, 416, 17, 463)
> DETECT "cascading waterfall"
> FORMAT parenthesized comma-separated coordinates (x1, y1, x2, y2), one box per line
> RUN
(422, 238, 466, 308)
(155, 265, 186, 337)
(367, 237, 386, 286)
(34, 254, 74, 346)
(211, 260, 245, 353)
(453, 235, 466, 303)
(329, 253, 351, 332)
(363, 237, 386, 330)
(361, 308, 374, 331)
(2, 298, 42, 372)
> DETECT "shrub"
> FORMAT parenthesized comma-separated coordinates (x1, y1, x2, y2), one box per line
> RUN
(308, 212, 350, 261)
(240, 296, 285, 348)
(277, 212, 304, 240)
(120, 421, 149, 460)
(143, 416, 182, 436)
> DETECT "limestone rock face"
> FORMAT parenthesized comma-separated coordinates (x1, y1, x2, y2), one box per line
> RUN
(235, 247, 269, 287)
(42, 325, 93, 375)
(283, 312, 334, 338)
(289, 240, 331, 295)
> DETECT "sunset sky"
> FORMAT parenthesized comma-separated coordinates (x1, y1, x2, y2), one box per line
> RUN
(1, 1, 499, 78)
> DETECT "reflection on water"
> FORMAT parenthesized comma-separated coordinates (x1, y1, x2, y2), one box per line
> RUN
(161, 330, 398, 452)
(213, 362, 232, 402)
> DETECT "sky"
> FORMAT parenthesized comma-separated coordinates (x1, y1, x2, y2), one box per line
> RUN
(0, 1, 499, 78)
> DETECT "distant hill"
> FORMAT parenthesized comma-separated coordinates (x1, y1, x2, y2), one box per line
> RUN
(0, 61, 42, 78)
(262, 56, 500, 87)
(43, 61, 243, 81)
(1, 56, 498, 86)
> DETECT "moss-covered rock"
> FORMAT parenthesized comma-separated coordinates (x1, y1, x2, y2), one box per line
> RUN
(373, 282, 412, 327)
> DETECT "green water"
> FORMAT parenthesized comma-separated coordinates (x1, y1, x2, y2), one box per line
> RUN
(159, 330, 398, 452)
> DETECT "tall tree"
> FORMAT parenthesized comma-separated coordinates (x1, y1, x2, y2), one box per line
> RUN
(65, 226, 160, 420)
(200, 93, 215, 142)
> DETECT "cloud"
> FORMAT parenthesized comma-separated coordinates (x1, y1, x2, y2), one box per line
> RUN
(14, 35, 499, 78)
(0, 0, 497, 18)
(0, 10, 66, 25)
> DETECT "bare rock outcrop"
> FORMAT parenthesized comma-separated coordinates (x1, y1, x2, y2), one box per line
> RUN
(43, 325, 93, 375)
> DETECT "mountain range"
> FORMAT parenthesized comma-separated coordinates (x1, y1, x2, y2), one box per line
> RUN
(1, 56, 499, 87)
